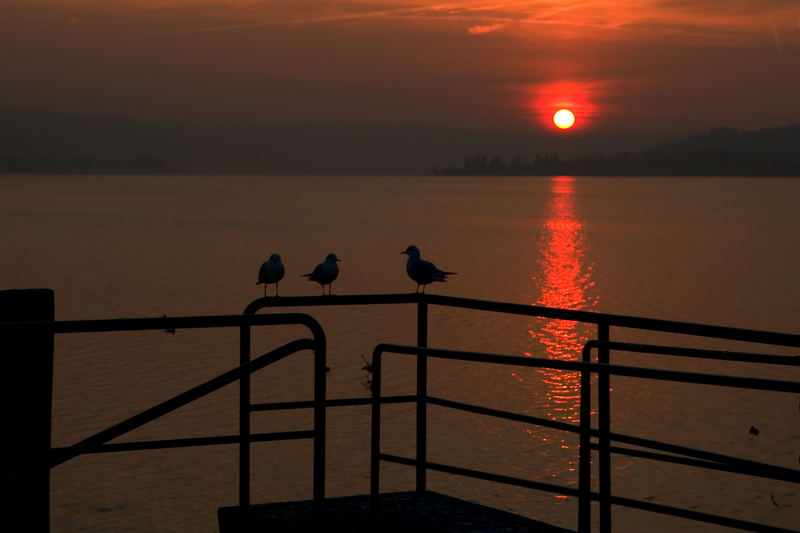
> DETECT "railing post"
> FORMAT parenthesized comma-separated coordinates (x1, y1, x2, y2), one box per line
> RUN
(1, 288, 54, 533)
(578, 346, 592, 533)
(598, 322, 611, 532)
(370, 349, 383, 509)
(416, 299, 428, 493)
(312, 334, 326, 517)
(239, 318, 251, 507)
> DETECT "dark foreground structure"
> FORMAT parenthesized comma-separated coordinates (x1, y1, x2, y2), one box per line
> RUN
(218, 491, 573, 532)
(2, 289, 799, 532)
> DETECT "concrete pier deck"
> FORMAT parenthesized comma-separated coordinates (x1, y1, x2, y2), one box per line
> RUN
(218, 491, 575, 532)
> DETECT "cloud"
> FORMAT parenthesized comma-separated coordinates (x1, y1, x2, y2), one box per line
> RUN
(2, 0, 798, 134)
(468, 21, 505, 34)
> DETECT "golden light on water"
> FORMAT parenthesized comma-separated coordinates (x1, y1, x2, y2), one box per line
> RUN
(524, 176, 599, 463)
(532, 177, 594, 425)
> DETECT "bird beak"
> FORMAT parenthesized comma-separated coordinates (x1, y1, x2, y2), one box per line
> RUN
(400, 251, 407, 255)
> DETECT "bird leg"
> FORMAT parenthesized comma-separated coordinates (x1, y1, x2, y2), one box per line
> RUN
(274, 283, 279, 297)
(264, 284, 267, 297)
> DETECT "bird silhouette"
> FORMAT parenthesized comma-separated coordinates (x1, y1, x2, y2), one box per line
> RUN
(302, 253, 340, 295)
(256, 253, 285, 297)
(161, 315, 176, 334)
(402, 245, 456, 293)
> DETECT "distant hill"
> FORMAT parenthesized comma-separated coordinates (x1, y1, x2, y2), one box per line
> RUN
(0, 109, 507, 174)
(653, 125, 800, 155)
(0, 108, 664, 175)
(635, 125, 800, 176)
(0, 109, 172, 173)
(435, 125, 800, 176)
(2, 108, 797, 175)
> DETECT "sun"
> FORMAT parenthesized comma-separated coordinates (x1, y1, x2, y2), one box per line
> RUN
(553, 109, 575, 129)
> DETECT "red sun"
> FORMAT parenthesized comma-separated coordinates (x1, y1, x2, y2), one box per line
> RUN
(530, 81, 599, 131)
(553, 109, 575, 129)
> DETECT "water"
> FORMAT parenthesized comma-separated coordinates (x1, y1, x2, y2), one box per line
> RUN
(1, 174, 798, 532)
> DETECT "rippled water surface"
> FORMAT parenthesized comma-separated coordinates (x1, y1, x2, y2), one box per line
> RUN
(1, 174, 798, 532)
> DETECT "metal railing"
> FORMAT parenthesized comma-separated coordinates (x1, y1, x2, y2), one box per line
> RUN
(4, 311, 328, 530)
(242, 293, 799, 532)
(368, 342, 798, 533)
(4, 292, 798, 532)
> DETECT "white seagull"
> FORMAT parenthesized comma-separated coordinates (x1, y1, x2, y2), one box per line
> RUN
(402, 245, 456, 293)
(256, 253, 285, 297)
(302, 253, 340, 295)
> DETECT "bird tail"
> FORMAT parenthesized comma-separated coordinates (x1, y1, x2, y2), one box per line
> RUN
(441, 271, 457, 275)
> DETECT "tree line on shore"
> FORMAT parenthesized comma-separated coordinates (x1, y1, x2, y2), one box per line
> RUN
(433, 126, 800, 177)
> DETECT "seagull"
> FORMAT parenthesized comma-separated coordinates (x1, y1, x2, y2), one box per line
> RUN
(302, 253, 340, 295)
(402, 245, 456, 293)
(256, 253, 285, 297)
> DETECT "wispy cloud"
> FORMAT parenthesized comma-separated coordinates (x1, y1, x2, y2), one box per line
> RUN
(5, 0, 798, 133)
(66, 0, 796, 46)
(468, 22, 506, 34)
(770, 17, 782, 50)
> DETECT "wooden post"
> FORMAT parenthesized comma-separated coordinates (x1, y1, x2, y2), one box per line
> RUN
(0, 288, 54, 533)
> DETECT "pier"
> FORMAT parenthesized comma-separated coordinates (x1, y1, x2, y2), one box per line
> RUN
(2, 289, 799, 532)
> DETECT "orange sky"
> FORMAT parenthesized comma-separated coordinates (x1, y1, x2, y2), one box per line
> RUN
(2, 0, 799, 135)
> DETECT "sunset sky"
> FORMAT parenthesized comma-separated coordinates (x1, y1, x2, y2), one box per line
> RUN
(2, 0, 799, 137)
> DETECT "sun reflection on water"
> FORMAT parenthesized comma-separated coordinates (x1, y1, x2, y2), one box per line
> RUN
(527, 176, 598, 447)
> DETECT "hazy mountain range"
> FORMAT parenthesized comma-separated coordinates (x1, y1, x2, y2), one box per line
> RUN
(1, 109, 798, 176)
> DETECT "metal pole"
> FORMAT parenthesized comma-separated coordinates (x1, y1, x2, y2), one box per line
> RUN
(312, 335, 326, 516)
(239, 319, 251, 507)
(370, 349, 383, 508)
(416, 299, 428, 493)
(578, 347, 592, 533)
(598, 322, 611, 532)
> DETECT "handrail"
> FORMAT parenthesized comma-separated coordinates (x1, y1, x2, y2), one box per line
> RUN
(582, 339, 799, 532)
(6, 294, 797, 533)
(369, 342, 800, 533)
(239, 301, 327, 510)
(7, 311, 328, 532)
(369, 342, 595, 532)
(425, 395, 798, 483)
(250, 396, 417, 411)
(374, 343, 798, 392)
(0, 312, 323, 335)
(49, 337, 315, 468)
(230, 293, 800, 347)
(244, 293, 798, 531)
(50, 431, 314, 457)
(581, 340, 799, 366)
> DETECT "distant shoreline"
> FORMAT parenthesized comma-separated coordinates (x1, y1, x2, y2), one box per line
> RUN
(432, 125, 800, 178)
(3, 125, 798, 178)
(3, 108, 798, 177)
(2, 170, 797, 178)
(431, 169, 800, 178)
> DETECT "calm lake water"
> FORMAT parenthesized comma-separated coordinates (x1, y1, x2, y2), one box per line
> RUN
(1, 174, 798, 532)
